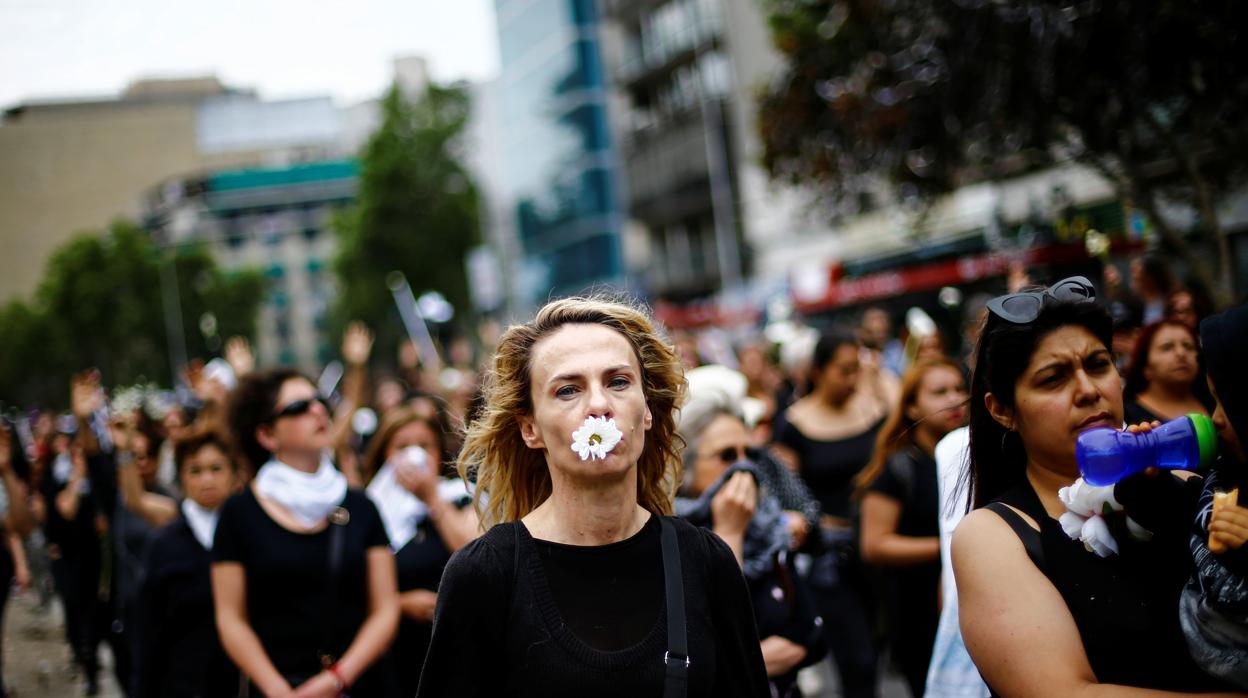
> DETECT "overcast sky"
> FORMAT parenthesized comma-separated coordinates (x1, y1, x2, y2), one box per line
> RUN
(0, 0, 501, 108)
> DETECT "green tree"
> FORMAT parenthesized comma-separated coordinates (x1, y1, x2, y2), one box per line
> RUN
(0, 220, 263, 406)
(333, 82, 481, 353)
(758, 0, 1248, 302)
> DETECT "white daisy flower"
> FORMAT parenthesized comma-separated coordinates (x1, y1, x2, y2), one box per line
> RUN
(571, 416, 623, 461)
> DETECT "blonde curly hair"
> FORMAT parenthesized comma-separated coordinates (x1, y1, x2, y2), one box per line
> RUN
(457, 295, 686, 528)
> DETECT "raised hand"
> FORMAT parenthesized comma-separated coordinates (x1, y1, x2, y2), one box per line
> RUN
(342, 322, 374, 367)
(225, 336, 255, 377)
(0, 425, 11, 476)
(711, 471, 758, 538)
(70, 369, 104, 419)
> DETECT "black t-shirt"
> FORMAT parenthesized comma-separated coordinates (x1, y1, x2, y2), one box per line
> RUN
(865, 447, 942, 658)
(135, 516, 238, 698)
(773, 415, 885, 519)
(417, 515, 770, 697)
(213, 488, 393, 694)
(534, 514, 664, 651)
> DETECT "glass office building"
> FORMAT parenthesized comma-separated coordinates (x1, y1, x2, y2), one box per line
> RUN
(494, 0, 625, 305)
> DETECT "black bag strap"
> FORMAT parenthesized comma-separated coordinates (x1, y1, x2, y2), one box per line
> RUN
(984, 502, 1046, 571)
(318, 506, 348, 670)
(659, 517, 688, 698)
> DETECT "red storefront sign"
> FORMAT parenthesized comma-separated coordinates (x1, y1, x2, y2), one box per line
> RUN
(794, 243, 1093, 312)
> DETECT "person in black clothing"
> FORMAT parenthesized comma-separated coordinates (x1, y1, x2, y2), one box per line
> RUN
(418, 296, 769, 697)
(953, 277, 1234, 695)
(214, 368, 398, 697)
(770, 330, 894, 698)
(853, 358, 967, 697)
(133, 428, 242, 697)
(0, 422, 33, 698)
(1122, 319, 1211, 424)
(361, 407, 478, 697)
(675, 371, 826, 697)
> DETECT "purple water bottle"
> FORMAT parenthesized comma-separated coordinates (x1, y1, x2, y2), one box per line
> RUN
(1077, 414, 1218, 486)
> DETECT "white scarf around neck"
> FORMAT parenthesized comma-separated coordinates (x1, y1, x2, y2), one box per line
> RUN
(181, 498, 221, 550)
(254, 456, 348, 528)
(366, 462, 472, 550)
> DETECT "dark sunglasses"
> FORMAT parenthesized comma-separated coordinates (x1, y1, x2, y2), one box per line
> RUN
(705, 445, 751, 466)
(269, 396, 330, 422)
(986, 276, 1096, 324)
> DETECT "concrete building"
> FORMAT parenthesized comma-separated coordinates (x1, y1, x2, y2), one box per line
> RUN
(491, 0, 628, 309)
(0, 76, 349, 304)
(143, 160, 358, 370)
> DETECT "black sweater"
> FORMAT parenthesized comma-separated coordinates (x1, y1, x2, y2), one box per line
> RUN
(416, 515, 770, 697)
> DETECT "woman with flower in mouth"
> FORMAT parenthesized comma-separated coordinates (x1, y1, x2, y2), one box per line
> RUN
(952, 278, 1237, 695)
(416, 296, 769, 697)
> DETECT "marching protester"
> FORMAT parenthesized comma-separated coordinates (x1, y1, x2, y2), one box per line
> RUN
(214, 368, 399, 697)
(952, 277, 1239, 694)
(362, 407, 478, 697)
(854, 358, 968, 697)
(418, 296, 770, 697)
(133, 428, 243, 697)
(1122, 319, 1212, 424)
(676, 364, 826, 697)
(771, 330, 895, 698)
(0, 422, 33, 698)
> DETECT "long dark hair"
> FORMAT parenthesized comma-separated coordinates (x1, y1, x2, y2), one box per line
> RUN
(809, 329, 859, 388)
(966, 301, 1113, 509)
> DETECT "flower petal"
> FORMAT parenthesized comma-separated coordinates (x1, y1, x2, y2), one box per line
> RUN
(1059, 511, 1086, 541)
(1080, 514, 1118, 557)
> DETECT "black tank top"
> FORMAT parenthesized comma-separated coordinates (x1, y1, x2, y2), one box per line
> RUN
(986, 483, 1224, 692)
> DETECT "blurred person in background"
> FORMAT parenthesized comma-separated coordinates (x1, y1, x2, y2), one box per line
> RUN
(860, 306, 905, 377)
(40, 371, 123, 696)
(771, 330, 895, 698)
(853, 359, 968, 697)
(133, 429, 243, 698)
(1122, 320, 1211, 424)
(362, 407, 478, 697)
(0, 421, 34, 698)
(677, 368, 826, 697)
(215, 368, 398, 697)
(1130, 255, 1176, 325)
(737, 342, 781, 445)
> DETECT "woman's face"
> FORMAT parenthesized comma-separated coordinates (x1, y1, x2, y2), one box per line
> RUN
(268, 378, 332, 455)
(520, 323, 653, 485)
(690, 414, 749, 496)
(990, 326, 1123, 475)
(816, 344, 861, 402)
(181, 443, 236, 510)
(909, 365, 968, 440)
(385, 419, 442, 466)
(1145, 324, 1198, 388)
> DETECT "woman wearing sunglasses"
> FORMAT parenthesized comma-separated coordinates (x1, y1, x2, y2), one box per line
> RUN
(676, 366, 826, 698)
(952, 277, 1237, 695)
(214, 368, 399, 697)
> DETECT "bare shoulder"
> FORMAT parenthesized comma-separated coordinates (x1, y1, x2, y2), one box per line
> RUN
(952, 507, 1034, 576)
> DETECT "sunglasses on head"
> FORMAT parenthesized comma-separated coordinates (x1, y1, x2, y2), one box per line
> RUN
(986, 275, 1096, 324)
(269, 396, 330, 422)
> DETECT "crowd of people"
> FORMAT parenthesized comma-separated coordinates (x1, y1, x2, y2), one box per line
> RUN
(0, 252, 1243, 697)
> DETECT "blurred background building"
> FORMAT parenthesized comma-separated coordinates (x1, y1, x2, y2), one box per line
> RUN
(490, 0, 628, 310)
